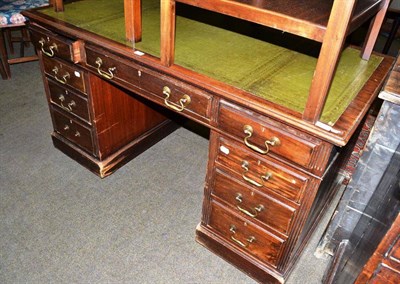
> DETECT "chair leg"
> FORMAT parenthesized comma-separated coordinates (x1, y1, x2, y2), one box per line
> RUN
(19, 36, 25, 58)
(22, 28, 31, 47)
(0, 54, 8, 80)
(5, 29, 14, 55)
(0, 28, 11, 79)
(18, 27, 26, 58)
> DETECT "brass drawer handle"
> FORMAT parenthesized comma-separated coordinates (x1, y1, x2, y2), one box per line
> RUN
(243, 125, 280, 154)
(39, 38, 58, 57)
(67, 100, 76, 111)
(235, 194, 264, 218)
(95, 57, 116, 80)
(229, 225, 256, 248)
(52, 66, 70, 84)
(58, 95, 76, 112)
(241, 160, 273, 188)
(163, 86, 191, 112)
(62, 124, 80, 137)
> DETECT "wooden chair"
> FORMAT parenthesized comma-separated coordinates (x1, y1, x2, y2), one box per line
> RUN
(0, 0, 52, 79)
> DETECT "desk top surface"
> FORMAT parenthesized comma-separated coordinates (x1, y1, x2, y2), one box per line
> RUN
(25, 0, 394, 146)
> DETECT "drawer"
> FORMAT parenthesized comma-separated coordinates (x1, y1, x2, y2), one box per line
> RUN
(368, 265, 400, 284)
(85, 45, 213, 122)
(30, 25, 74, 62)
(85, 45, 141, 87)
(139, 70, 213, 122)
(216, 135, 310, 203)
(212, 169, 296, 235)
(48, 79, 90, 122)
(387, 236, 400, 271)
(52, 108, 94, 154)
(218, 100, 327, 171)
(43, 56, 86, 93)
(208, 200, 285, 267)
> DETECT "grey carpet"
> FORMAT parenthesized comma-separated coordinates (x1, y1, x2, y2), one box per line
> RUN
(0, 61, 342, 283)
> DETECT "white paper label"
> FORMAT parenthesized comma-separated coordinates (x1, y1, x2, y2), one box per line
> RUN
(134, 50, 145, 56)
(220, 145, 229, 155)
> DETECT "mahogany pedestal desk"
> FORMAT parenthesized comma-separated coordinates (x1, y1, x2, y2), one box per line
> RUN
(23, 1, 394, 283)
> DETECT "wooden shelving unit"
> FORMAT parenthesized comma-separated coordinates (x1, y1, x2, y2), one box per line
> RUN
(160, 0, 391, 123)
(173, 0, 384, 42)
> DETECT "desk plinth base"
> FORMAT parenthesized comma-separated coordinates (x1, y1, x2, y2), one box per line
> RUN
(195, 223, 285, 283)
(51, 120, 178, 178)
(195, 171, 346, 284)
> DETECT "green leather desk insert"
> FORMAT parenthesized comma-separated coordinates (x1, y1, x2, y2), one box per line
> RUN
(41, 0, 383, 125)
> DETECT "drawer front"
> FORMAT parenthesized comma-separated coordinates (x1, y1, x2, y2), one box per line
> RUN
(85, 46, 141, 87)
(43, 56, 86, 93)
(208, 201, 285, 267)
(368, 265, 400, 284)
(30, 26, 74, 62)
(48, 80, 90, 122)
(85, 45, 213, 122)
(387, 236, 400, 271)
(139, 70, 213, 122)
(218, 100, 325, 170)
(212, 169, 296, 235)
(52, 108, 94, 153)
(216, 136, 310, 203)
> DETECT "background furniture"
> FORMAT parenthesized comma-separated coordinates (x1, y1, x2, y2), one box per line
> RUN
(22, 0, 394, 282)
(0, 0, 49, 79)
(382, 0, 400, 53)
(355, 212, 400, 283)
(320, 54, 400, 284)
